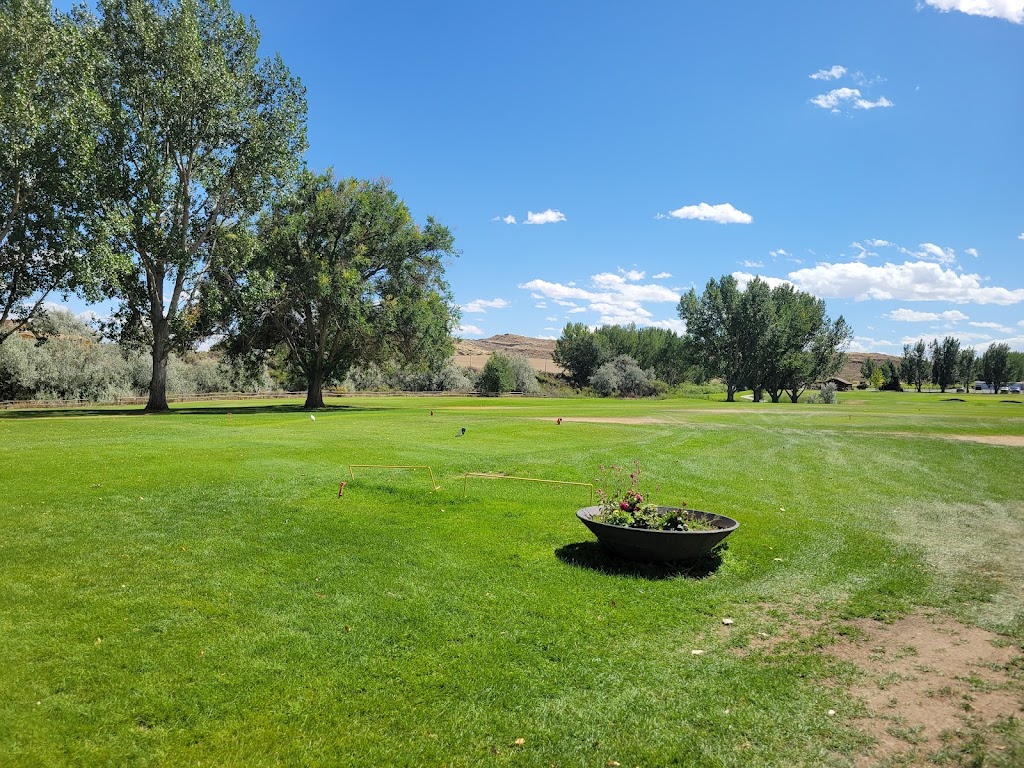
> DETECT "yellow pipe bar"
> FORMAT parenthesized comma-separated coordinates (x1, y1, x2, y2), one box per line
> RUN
(347, 464, 441, 491)
(463, 473, 594, 504)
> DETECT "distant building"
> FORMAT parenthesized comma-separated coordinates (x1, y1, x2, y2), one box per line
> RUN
(823, 377, 853, 391)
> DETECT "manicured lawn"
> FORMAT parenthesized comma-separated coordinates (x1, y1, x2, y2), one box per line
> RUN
(1, 392, 1022, 765)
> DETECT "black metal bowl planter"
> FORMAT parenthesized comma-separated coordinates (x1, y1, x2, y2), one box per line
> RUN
(576, 506, 739, 563)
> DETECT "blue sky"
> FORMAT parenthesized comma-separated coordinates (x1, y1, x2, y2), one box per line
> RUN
(60, 0, 1024, 353)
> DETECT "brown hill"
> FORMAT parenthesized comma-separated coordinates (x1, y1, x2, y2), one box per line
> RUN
(453, 334, 561, 374)
(840, 352, 901, 384)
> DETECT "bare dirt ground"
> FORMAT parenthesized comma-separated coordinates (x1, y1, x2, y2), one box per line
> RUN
(831, 612, 1023, 765)
(731, 608, 1023, 765)
(941, 434, 1024, 448)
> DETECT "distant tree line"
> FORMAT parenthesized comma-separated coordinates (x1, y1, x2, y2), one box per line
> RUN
(880, 338, 1024, 394)
(550, 276, 853, 401)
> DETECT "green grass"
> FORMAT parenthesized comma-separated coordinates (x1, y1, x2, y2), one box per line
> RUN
(1, 392, 1022, 766)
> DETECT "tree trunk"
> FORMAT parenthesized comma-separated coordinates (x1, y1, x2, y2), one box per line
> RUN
(725, 384, 736, 402)
(769, 391, 781, 403)
(145, 320, 171, 412)
(752, 386, 762, 402)
(304, 368, 324, 409)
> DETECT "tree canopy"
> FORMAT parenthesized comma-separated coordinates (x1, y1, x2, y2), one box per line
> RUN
(678, 276, 850, 402)
(900, 340, 928, 392)
(225, 170, 458, 409)
(92, 0, 307, 411)
(0, 0, 107, 344)
(929, 336, 960, 393)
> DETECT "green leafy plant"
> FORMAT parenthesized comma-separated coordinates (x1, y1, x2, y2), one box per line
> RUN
(594, 460, 714, 531)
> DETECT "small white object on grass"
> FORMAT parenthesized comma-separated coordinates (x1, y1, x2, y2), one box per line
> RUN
(310, 414, 315, 421)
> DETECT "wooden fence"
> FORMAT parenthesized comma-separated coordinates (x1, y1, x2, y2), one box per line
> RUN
(0, 389, 536, 410)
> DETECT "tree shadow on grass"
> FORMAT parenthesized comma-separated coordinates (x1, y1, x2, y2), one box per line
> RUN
(0, 402, 387, 419)
(555, 541, 727, 580)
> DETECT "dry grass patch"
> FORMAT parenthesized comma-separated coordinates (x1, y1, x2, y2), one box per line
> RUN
(831, 611, 1023, 766)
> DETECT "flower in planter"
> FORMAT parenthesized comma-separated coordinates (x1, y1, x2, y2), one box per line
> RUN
(594, 460, 713, 531)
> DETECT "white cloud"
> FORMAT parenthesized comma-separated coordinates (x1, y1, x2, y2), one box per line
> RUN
(652, 272, 672, 279)
(519, 272, 682, 333)
(811, 87, 893, 112)
(590, 303, 654, 327)
(970, 321, 1014, 333)
(492, 214, 516, 225)
(732, 272, 796, 291)
(865, 238, 893, 248)
(665, 202, 753, 224)
(856, 95, 894, 110)
(886, 308, 969, 322)
(554, 300, 578, 307)
(524, 209, 566, 225)
(849, 242, 876, 260)
(929, 331, 996, 342)
(740, 260, 764, 268)
(545, 316, 558, 322)
(810, 65, 847, 80)
(973, 335, 1024, 353)
(923, 0, 1024, 24)
(457, 324, 484, 336)
(534, 302, 547, 309)
(1019, 233, 1024, 240)
(537, 334, 558, 340)
(620, 268, 645, 281)
(463, 297, 510, 314)
(965, 247, 979, 257)
(848, 336, 899, 352)
(915, 242, 957, 264)
(788, 261, 1024, 305)
(769, 248, 790, 258)
(651, 318, 686, 334)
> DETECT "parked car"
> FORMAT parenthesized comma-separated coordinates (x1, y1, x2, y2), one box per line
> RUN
(1010, 383, 1022, 394)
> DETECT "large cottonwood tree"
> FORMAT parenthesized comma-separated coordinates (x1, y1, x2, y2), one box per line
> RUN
(93, 0, 306, 410)
(226, 171, 459, 409)
(0, 0, 106, 344)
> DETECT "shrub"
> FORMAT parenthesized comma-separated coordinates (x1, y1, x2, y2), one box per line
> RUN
(506, 354, 540, 394)
(590, 355, 657, 397)
(808, 382, 838, 404)
(477, 353, 516, 395)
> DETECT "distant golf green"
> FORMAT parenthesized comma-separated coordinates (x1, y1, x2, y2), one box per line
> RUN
(2, 393, 1022, 766)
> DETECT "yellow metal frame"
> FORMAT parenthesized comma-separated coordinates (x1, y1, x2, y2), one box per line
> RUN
(463, 472, 594, 504)
(348, 464, 441, 492)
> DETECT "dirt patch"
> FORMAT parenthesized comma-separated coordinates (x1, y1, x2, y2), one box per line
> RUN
(844, 430, 1024, 448)
(831, 611, 1023, 765)
(942, 434, 1024, 447)
(554, 416, 668, 425)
